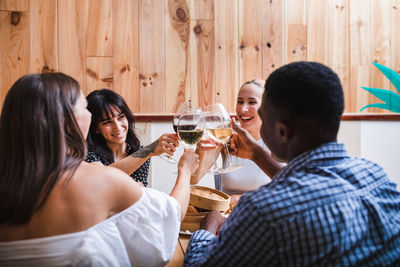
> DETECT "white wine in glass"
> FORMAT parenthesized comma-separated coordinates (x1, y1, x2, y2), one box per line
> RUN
(204, 103, 243, 174)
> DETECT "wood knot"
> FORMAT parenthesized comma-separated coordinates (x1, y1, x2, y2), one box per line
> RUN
(292, 50, 296, 54)
(101, 77, 113, 83)
(239, 44, 245, 49)
(87, 69, 98, 79)
(139, 74, 146, 80)
(176, 8, 186, 21)
(271, 64, 275, 68)
(11, 12, 21, 26)
(194, 25, 202, 34)
(42, 66, 50, 73)
(120, 64, 130, 73)
(266, 42, 271, 48)
(255, 45, 260, 51)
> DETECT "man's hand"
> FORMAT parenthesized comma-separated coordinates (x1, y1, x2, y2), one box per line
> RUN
(200, 210, 226, 236)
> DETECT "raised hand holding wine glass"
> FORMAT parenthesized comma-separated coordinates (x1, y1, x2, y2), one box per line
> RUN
(159, 101, 192, 163)
(204, 103, 243, 174)
(177, 106, 204, 150)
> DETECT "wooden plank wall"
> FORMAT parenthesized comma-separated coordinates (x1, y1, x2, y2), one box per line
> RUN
(1, 0, 399, 114)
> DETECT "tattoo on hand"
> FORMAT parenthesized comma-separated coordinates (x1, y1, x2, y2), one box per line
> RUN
(130, 140, 158, 158)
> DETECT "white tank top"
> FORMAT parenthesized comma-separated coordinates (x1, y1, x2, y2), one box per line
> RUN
(216, 139, 272, 195)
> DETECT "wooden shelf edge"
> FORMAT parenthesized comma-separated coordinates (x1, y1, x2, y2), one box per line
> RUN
(134, 114, 400, 122)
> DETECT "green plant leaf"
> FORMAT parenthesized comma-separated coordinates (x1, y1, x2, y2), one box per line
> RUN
(361, 86, 400, 109)
(360, 103, 400, 113)
(372, 62, 400, 95)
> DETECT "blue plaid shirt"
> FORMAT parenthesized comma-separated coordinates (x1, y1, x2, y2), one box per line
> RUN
(184, 142, 400, 266)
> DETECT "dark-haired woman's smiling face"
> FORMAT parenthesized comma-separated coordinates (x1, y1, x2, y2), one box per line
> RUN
(97, 105, 129, 146)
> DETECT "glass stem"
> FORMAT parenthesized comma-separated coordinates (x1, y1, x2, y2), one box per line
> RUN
(222, 143, 232, 169)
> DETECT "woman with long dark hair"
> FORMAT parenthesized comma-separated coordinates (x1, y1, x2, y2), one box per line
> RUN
(85, 89, 179, 187)
(0, 73, 199, 266)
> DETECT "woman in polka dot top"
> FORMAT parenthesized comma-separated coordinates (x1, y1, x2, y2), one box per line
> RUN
(85, 89, 179, 186)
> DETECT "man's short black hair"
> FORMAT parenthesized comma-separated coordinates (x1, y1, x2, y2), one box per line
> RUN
(264, 61, 344, 142)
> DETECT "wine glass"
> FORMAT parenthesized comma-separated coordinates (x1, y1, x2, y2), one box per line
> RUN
(159, 101, 192, 163)
(204, 103, 243, 174)
(177, 106, 203, 150)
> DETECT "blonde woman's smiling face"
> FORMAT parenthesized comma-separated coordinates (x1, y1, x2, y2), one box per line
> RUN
(236, 83, 264, 139)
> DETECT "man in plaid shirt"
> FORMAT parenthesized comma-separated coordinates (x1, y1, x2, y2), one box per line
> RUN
(184, 62, 400, 266)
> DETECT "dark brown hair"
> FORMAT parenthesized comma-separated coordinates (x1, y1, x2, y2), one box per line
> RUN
(86, 89, 140, 163)
(0, 72, 85, 225)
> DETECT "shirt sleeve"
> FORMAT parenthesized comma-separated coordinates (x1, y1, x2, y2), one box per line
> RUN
(184, 193, 277, 266)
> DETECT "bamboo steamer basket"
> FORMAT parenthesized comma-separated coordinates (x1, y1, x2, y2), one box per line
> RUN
(180, 211, 208, 232)
(189, 185, 230, 212)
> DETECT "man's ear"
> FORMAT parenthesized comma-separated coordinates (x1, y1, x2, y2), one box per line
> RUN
(276, 121, 290, 143)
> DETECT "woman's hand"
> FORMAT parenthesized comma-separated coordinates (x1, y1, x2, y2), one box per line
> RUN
(152, 133, 179, 156)
(196, 138, 218, 152)
(178, 148, 200, 176)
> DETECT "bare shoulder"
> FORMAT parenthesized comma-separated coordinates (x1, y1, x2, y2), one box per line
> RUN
(69, 162, 143, 212)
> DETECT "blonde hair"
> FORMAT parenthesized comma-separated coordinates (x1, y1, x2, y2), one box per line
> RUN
(241, 79, 265, 90)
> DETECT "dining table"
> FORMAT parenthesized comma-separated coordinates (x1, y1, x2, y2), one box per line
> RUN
(165, 233, 191, 267)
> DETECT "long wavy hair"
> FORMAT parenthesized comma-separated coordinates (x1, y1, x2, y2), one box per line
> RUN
(0, 72, 85, 225)
(86, 89, 140, 163)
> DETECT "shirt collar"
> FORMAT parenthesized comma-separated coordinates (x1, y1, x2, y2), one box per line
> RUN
(276, 142, 348, 178)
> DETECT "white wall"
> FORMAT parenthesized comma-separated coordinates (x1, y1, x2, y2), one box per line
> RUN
(137, 120, 400, 194)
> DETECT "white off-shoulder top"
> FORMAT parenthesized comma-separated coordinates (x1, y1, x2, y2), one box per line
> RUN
(0, 188, 181, 267)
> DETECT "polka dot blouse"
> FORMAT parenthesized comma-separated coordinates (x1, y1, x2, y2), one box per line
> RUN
(86, 143, 150, 187)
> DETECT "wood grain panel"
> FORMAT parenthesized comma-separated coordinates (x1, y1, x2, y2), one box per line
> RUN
(139, 0, 165, 113)
(307, 0, 328, 63)
(112, 0, 140, 113)
(285, 0, 307, 25)
(350, 0, 370, 113)
(190, 19, 215, 108)
(0, 11, 29, 103)
(86, 0, 112, 57)
(0, 0, 399, 115)
(58, 0, 86, 93)
(286, 24, 307, 63)
(327, 0, 349, 112)
(391, 0, 400, 95)
(0, 0, 28, 11)
(369, 0, 391, 113)
(190, 0, 213, 20)
(262, 0, 284, 79)
(30, 0, 57, 73)
(238, 0, 263, 85)
(86, 57, 113, 94)
(214, 0, 238, 112)
(165, 0, 191, 113)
